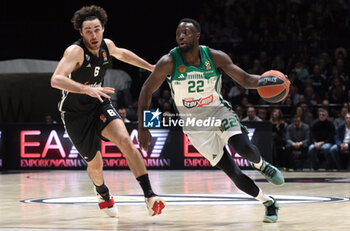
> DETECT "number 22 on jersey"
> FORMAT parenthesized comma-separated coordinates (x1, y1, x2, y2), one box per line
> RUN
(188, 80, 204, 93)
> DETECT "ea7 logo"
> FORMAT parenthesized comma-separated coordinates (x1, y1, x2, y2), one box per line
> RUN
(101, 129, 169, 158)
(133, 129, 170, 158)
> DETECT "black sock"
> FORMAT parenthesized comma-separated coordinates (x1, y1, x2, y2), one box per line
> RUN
(216, 149, 260, 197)
(136, 174, 156, 198)
(95, 183, 110, 201)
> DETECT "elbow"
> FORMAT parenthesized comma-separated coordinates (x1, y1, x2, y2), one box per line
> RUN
(50, 76, 59, 89)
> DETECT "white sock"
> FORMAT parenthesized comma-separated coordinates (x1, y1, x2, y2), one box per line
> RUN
(251, 157, 263, 169)
(255, 188, 272, 203)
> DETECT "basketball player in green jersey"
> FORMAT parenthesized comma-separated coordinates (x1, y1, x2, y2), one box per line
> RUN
(138, 18, 285, 223)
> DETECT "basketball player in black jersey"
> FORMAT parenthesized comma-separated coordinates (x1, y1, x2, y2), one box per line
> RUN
(51, 5, 165, 217)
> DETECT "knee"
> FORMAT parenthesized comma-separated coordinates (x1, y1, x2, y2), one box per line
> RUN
(330, 145, 338, 154)
(118, 135, 134, 153)
(320, 143, 331, 152)
(229, 138, 255, 156)
(308, 144, 315, 152)
(87, 160, 103, 173)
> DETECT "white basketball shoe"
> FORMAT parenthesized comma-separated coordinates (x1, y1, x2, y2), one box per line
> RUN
(145, 196, 166, 216)
(94, 186, 118, 217)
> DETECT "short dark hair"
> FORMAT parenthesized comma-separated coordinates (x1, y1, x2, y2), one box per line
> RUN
(179, 18, 201, 32)
(71, 5, 108, 30)
(293, 115, 302, 120)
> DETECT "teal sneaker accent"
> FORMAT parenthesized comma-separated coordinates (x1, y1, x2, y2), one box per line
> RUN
(252, 160, 285, 185)
(263, 197, 279, 223)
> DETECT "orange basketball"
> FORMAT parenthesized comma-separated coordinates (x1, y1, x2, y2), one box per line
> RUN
(257, 70, 290, 103)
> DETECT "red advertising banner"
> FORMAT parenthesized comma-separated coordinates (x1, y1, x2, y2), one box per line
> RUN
(3, 122, 271, 170)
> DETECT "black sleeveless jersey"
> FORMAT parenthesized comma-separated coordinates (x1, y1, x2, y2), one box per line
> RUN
(58, 38, 111, 113)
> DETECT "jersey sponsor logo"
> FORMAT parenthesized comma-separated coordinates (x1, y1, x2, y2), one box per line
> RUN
(85, 82, 102, 88)
(182, 94, 214, 108)
(204, 60, 212, 70)
(86, 63, 91, 68)
(183, 97, 201, 108)
(179, 65, 186, 73)
(198, 94, 213, 107)
(179, 74, 185, 79)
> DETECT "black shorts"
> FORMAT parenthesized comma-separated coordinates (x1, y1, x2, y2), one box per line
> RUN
(61, 99, 121, 162)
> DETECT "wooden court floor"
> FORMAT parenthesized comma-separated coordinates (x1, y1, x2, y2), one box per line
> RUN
(0, 170, 349, 231)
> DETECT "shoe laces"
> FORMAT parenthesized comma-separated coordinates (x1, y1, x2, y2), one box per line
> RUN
(261, 163, 276, 177)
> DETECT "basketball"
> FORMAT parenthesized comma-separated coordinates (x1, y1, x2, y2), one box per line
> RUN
(257, 70, 290, 103)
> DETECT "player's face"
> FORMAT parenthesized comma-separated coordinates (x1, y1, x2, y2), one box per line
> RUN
(176, 22, 199, 52)
(80, 19, 104, 51)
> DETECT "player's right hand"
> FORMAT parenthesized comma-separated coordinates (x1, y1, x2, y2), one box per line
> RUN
(138, 129, 152, 151)
(85, 86, 115, 102)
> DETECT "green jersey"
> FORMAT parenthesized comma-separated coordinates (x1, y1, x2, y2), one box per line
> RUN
(167, 46, 230, 118)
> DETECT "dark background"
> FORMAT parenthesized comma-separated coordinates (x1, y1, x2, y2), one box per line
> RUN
(0, 1, 201, 65)
(0, 0, 202, 123)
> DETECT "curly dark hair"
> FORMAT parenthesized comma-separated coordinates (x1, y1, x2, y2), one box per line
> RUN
(71, 5, 108, 30)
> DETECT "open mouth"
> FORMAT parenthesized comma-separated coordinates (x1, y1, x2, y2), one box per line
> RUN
(91, 41, 98, 45)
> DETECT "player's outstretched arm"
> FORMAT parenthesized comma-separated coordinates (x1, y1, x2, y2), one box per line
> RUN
(51, 45, 115, 102)
(137, 54, 173, 150)
(210, 48, 260, 89)
(105, 39, 154, 72)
